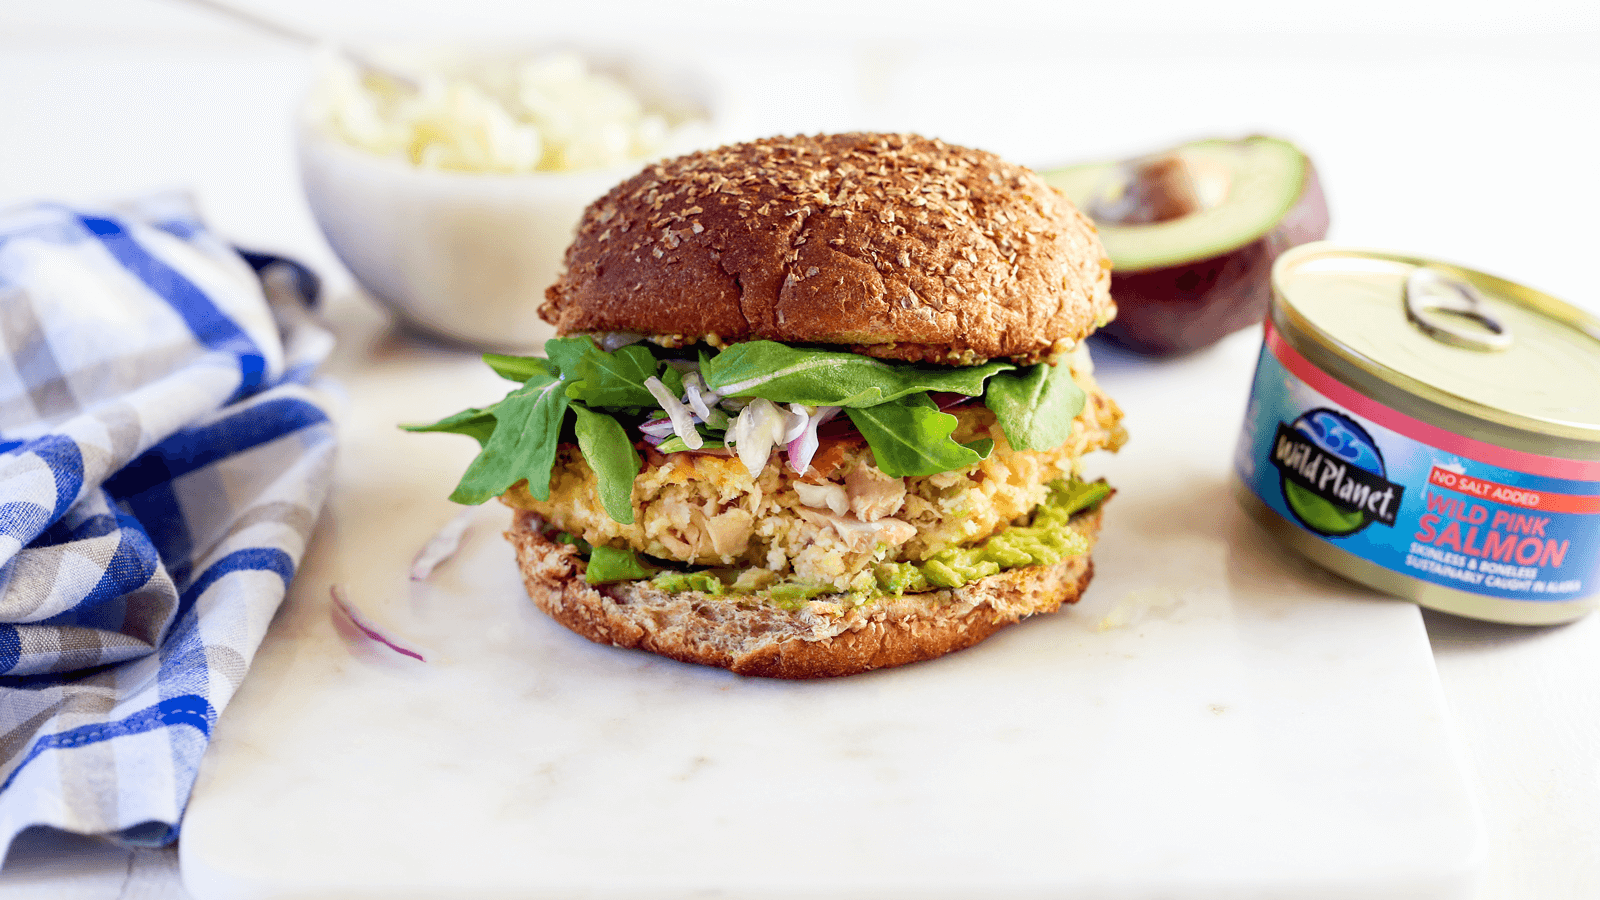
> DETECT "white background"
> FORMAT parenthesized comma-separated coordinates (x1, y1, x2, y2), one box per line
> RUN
(6, 0, 1599, 310)
(1, 1, 1597, 897)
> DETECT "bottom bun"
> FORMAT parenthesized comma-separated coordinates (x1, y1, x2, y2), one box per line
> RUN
(504, 504, 1105, 679)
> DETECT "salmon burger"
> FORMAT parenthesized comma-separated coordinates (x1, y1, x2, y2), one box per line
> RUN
(409, 132, 1126, 678)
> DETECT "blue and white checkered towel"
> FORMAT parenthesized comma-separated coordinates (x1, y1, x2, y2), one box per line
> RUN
(0, 194, 336, 856)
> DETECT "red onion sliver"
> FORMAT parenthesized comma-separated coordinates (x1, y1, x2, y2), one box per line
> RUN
(410, 510, 473, 580)
(930, 391, 974, 410)
(787, 406, 840, 474)
(638, 418, 677, 438)
(786, 434, 813, 474)
(330, 584, 426, 662)
(645, 375, 702, 450)
(781, 403, 810, 442)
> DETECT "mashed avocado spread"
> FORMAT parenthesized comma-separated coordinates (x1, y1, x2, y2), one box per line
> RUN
(582, 478, 1110, 605)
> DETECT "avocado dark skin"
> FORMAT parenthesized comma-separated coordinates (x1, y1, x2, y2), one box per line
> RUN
(1101, 163, 1327, 355)
(1052, 138, 1331, 356)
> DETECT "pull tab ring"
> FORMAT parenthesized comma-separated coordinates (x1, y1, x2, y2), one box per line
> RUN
(1405, 267, 1513, 352)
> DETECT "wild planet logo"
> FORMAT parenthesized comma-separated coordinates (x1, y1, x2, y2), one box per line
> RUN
(1270, 409, 1404, 537)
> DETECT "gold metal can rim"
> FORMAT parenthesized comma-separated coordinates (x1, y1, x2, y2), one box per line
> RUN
(1270, 243, 1600, 451)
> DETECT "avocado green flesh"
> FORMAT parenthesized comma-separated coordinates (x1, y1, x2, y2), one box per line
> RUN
(1041, 137, 1309, 272)
(637, 478, 1109, 605)
(652, 570, 727, 594)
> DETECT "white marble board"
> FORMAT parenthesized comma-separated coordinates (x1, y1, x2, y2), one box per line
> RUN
(179, 320, 1482, 900)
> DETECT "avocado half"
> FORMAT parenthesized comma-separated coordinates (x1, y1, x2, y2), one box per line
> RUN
(1043, 136, 1329, 356)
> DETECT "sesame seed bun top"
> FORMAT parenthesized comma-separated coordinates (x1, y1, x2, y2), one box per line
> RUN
(539, 132, 1114, 365)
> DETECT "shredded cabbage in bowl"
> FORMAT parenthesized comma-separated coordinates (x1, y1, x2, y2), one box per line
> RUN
(309, 50, 697, 174)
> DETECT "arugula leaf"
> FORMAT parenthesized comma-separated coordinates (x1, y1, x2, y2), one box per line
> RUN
(407, 336, 687, 515)
(844, 394, 994, 477)
(657, 364, 686, 398)
(553, 531, 592, 553)
(482, 354, 557, 384)
(542, 336, 595, 378)
(447, 370, 571, 505)
(411, 339, 1084, 521)
(701, 341, 1013, 407)
(570, 404, 640, 524)
(983, 362, 1086, 452)
(657, 435, 727, 454)
(543, 337, 686, 408)
(400, 405, 499, 448)
(567, 344, 663, 407)
(585, 546, 659, 584)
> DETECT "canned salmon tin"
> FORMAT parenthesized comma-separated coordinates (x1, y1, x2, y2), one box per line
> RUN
(1234, 243, 1600, 624)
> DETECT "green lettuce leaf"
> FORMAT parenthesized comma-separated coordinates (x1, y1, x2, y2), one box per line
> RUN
(401, 405, 499, 448)
(544, 336, 685, 407)
(568, 344, 665, 407)
(657, 435, 727, 454)
(658, 365, 686, 398)
(407, 339, 685, 514)
(482, 354, 557, 384)
(410, 339, 1087, 522)
(701, 341, 1013, 407)
(541, 336, 595, 378)
(844, 394, 994, 477)
(553, 531, 592, 553)
(983, 362, 1086, 452)
(585, 546, 659, 584)
(447, 371, 570, 505)
(570, 404, 640, 524)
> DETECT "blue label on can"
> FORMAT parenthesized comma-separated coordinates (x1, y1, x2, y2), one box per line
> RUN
(1236, 324, 1600, 603)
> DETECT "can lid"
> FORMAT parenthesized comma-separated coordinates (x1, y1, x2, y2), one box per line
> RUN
(1271, 243, 1600, 444)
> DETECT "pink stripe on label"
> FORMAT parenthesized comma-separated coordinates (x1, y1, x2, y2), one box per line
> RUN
(1265, 322, 1600, 481)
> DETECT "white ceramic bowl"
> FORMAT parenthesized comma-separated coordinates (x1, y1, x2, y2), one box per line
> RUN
(295, 48, 718, 352)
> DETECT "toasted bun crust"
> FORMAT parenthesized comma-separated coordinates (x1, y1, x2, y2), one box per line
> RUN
(505, 504, 1103, 679)
(540, 132, 1114, 365)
